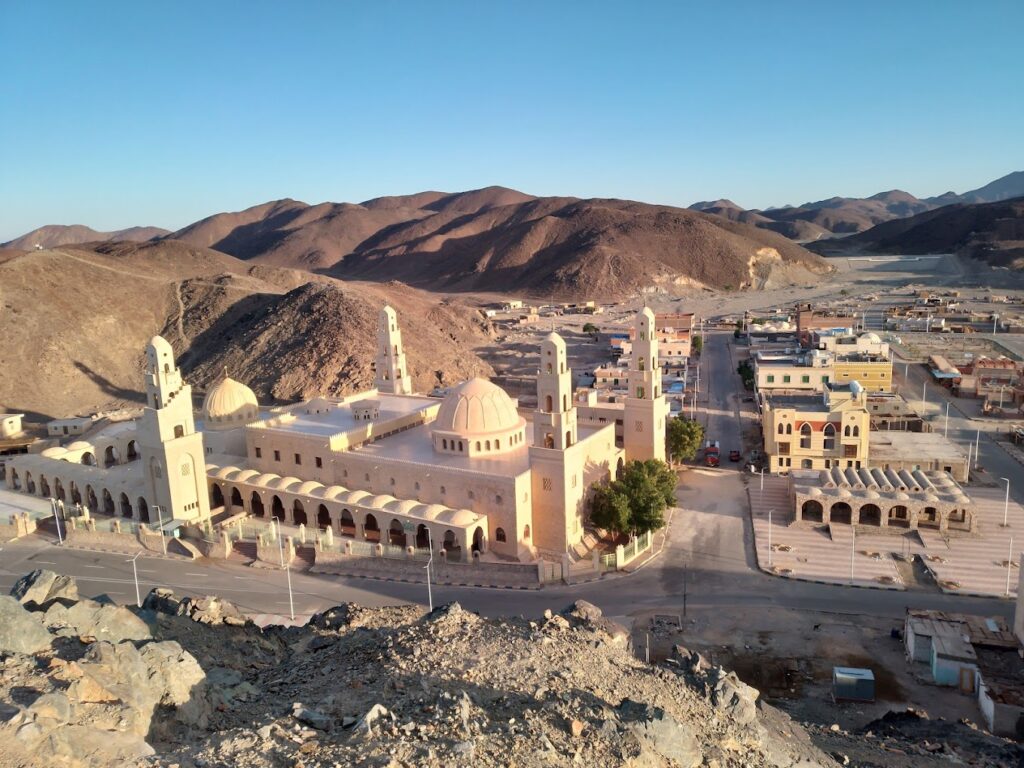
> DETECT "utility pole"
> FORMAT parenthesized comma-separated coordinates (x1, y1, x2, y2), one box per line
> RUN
(922, 380, 928, 411)
(944, 402, 950, 438)
(1002, 477, 1011, 528)
(128, 552, 143, 607)
(277, 530, 295, 620)
(1006, 537, 1014, 597)
(50, 498, 64, 545)
(425, 528, 434, 612)
(154, 505, 167, 556)
(975, 430, 981, 468)
(768, 509, 774, 567)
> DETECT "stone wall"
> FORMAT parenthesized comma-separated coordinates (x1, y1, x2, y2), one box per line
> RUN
(312, 549, 543, 588)
(0, 512, 36, 542)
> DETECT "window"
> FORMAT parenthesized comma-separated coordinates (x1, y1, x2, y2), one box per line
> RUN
(801, 375, 810, 384)
(495, 528, 507, 542)
(415, 481, 420, 491)
(495, 494, 502, 505)
(294, 453, 301, 465)
(822, 375, 830, 384)
(542, 477, 553, 491)
(255, 447, 262, 459)
(468, 490, 475, 500)
(315, 457, 322, 468)
(635, 420, 644, 432)
(390, 477, 395, 486)
(443, 438, 448, 450)
(799, 423, 812, 449)
(783, 375, 791, 384)
(801, 459, 812, 468)
(273, 450, 281, 462)
(440, 485, 446, 494)
(778, 442, 790, 455)
(766, 375, 775, 384)
(636, 387, 645, 398)
(173, 424, 185, 438)
(823, 424, 836, 451)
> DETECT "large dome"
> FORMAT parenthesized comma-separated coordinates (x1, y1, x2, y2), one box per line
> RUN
(431, 378, 526, 457)
(202, 373, 259, 429)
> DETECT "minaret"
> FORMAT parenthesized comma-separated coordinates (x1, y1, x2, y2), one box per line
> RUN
(623, 307, 668, 461)
(137, 336, 210, 523)
(529, 332, 585, 556)
(533, 333, 578, 449)
(375, 305, 412, 395)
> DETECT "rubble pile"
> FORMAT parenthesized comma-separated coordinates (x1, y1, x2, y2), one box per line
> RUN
(1, 572, 1019, 767)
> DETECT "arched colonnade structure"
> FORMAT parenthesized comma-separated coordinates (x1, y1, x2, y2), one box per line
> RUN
(206, 463, 489, 561)
(792, 466, 976, 533)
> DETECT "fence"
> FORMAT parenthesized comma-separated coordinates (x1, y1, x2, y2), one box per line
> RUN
(618, 530, 653, 568)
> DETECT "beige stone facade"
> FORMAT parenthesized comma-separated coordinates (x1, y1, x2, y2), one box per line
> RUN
(761, 387, 870, 474)
(6, 306, 670, 564)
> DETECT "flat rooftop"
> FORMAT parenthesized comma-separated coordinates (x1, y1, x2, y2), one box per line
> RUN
(763, 393, 829, 411)
(251, 393, 437, 438)
(869, 431, 967, 462)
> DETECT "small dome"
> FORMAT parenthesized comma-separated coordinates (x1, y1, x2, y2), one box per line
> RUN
(861, 332, 882, 343)
(202, 371, 259, 428)
(433, 378, 524, 438)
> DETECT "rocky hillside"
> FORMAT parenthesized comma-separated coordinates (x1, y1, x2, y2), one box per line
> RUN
(152, 188, 831, 298)
(2, 224, 169, 250)
(0, 570, 838, 768)
(0, 240, 492, 418)
(809, 197, 1024, 267)
(4, 571, 1020, 768)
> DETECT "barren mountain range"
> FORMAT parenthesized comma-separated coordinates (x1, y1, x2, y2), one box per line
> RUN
(0, 241, 492, 419)
(691, 171, 1024, 241)
(3, 224, 169, 250)
(810, 196, 1024, 268)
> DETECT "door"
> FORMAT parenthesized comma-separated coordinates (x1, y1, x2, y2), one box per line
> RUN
(959, 668, 975, 694)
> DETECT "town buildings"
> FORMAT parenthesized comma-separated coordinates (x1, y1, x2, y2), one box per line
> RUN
(3, 307, 668, 563)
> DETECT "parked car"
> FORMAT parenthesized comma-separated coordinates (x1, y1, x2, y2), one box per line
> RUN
(729, 450, 742, 462)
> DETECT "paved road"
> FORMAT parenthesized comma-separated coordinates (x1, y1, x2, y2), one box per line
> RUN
(0, 331, 1014, 626)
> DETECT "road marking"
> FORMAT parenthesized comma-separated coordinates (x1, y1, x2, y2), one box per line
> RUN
(82, 565, 104, 569)
(136, 569, 157, 574)
(32, 560, 57, 565)
(184, 572, 207, 577)
(233, 576, 249, 580)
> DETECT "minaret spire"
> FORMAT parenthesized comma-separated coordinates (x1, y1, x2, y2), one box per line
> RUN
(375, 305, 412, 395)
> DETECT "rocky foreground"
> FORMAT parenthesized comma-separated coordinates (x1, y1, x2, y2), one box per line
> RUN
(0, 570, 1019, 768)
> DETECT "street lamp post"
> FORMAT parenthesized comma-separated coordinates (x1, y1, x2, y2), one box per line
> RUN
(850, 527, 856, 585)
(1006, 537, 1014, 597)
(128, 552, 143, 607)
(944, 402, 950, 438)
(154, 505, 167, 556)
(975, 430, 981, 469)
(1002, 477, 1011, 528)
(921, 380, 928, 410)
(425, 528, 434, 612)
(277, 528, 295, 621)
(49, 498, 64, 545)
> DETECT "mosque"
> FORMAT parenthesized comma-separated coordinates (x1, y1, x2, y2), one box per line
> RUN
(4, 307, 668, 561)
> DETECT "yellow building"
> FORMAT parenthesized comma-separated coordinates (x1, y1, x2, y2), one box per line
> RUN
(831, 354, 893, 393)
(761, 384, 870, 474)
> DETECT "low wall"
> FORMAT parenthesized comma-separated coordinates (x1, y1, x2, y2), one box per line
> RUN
(254, 534, 295, 569)
(0, 512, 36, 542)
(312, 549, 543, 589)
(65, 518, 145, 555)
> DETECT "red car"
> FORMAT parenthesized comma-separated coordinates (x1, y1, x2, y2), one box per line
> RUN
(729, 450, 742, 462)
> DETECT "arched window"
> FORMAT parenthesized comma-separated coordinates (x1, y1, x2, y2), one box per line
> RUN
(777, 423, 785, 435)
(546, 363, 552, 374)
(799, 423, 812, 449)
(562, 394, 567, 411)
(545, 395, 553, 412)
(442, 438, 448, 450)
(485, 440, 491, 450)
(475, 441, 481, 451)
(173, 424, 184, 439)
(843, 425, 851, 437)
(823, 423, 836, 450)
(495, 527, 507, 542)
(565, 430, 572, 446)
(852, 425, 860, 437)
(786, 423, 792, 435)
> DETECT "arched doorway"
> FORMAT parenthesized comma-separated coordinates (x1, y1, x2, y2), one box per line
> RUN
(389, 519, 405, 547)
(81, 452, 95, 466)
(472, 526, 485, 554)
(9, 469, 20, 491)
(104, 445, 118, 467)
(86, 486, 98, 512)
(801, 500, 823, 523)
(137, 497, 150, 523)
(523, 524, 531, 541)
(416, 524, 430, 549)
(888, 505, 910, 529)
(126, 441, 138, 460)
(70, 482, 82, 505)
(251, 493, 265, 517)
(860, 504, 881, 526)
(230, 487, 243, 509)
(920, 506, 939, 529)
(211, 484, 225, 509)
(25, 472, 35, 495)
(830, 501, 852, 525)
(443, 529, 461, 560)
(119, 493, 132, 518)
(364, 513, 380, 542)
(495, 527, 507, 542)
(54, 478, 65, 502)
(340, 509, 355, 537)
(102, 489, 115, 514)
(271, 495, 285, 523)
(615, 457, 624, 478)
(293, 500, 307, 527)
(317, 504, 331, 531)
(39, 475, 50, 497)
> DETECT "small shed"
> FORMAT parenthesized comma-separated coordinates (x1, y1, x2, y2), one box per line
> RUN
(832, 667, 875, 702)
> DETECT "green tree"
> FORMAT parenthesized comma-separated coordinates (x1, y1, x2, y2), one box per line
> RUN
(582, 322, 599, 335)
(590, 484, 631, 535)
(590, 459, 675, 536)
(691, 334, 703, 354)
(665, 416, 704, 462)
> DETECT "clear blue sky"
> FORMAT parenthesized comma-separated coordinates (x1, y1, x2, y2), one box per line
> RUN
(2, 1, 1021, 240)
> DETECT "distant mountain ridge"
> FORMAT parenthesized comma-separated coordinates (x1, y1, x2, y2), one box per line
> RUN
(3, 224, 169, 250)
(692, 171, 1024, 242)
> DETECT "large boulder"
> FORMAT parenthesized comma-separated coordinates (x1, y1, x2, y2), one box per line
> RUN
(617, 698, 703, 768)
(44, 600, 151, 643)
(10, 569, 79, 608)
(0, 595, 53, 654)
